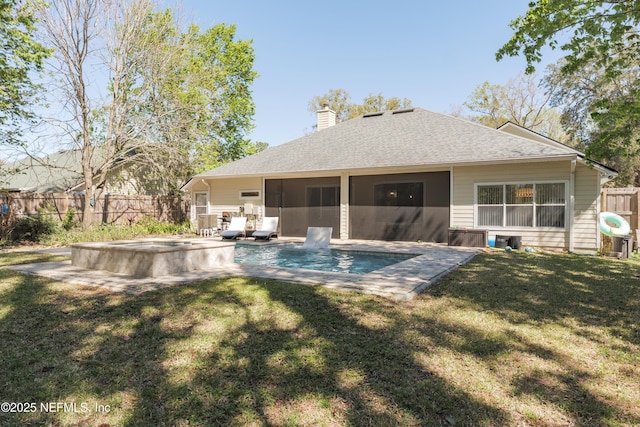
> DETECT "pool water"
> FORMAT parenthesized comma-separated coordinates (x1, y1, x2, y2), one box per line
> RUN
(234, 244, 416, 274)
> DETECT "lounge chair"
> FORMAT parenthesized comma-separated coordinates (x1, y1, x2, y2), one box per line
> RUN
(252, 217, 279, 241)
(220, 216, 247, 240)
(303, 227, 332, 248)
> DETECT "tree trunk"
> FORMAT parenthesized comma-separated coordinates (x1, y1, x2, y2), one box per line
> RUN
(82, 167, 95, 228)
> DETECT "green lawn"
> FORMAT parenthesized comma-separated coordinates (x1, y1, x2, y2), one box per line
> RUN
(0, 250, 638, 426)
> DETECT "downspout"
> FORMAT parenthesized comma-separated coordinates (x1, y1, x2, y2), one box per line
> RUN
(449, 166, 454, 228)
(569, 159, 576, 252)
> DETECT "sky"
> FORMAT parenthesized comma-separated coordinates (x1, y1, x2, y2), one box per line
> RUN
(163, 0, 563, 147)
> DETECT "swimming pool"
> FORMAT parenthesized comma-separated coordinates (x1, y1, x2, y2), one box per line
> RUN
(234, 244, 417, 275)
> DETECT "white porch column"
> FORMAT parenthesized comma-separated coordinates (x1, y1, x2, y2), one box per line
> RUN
(340, 173, 349, 240)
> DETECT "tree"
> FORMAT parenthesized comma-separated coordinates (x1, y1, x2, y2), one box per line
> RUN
(497, 0, 640, 178)
(463, 72, 568, 142)
(307, 88, 352, 124)
(117, 11, 260, 192)
(0, 0, 50, 146)
(348, 93, 412, 119)
(497, 1, 640, 77)
(308, 89, 412, 125)
(545, 60, 640, 185)
(32, 0, 259, 225)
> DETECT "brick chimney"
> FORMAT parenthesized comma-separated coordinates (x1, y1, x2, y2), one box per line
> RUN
(316, 104, 336, 131)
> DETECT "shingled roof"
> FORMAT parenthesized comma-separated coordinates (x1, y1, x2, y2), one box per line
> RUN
(0, 149, 85, 192)
(192, 107, 589, 180)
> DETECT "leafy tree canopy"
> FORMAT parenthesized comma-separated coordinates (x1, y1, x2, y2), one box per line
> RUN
(131, 16, 263, 179)
(0, 0, 51, 145)
(308, 89, 412, 125)
(497, 0, 640, 79)
(464, 72, 567, 142)
(498, 1, 640, 184)
(30, 0, 261, 204)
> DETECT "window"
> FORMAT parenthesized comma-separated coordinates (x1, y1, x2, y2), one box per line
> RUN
(374, 182, 423, 207)
(506, 184, 534, 227)
(477, 185, 503, 226)
(476, 183, 565, 228)
(307, 186, 338, 208)
(307, 186, 339, 221)
(194, 192, 208, 217)
(536, 183, 565, 227)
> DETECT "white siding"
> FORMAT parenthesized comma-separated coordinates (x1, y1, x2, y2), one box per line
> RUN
(205, 177, 263, 229)
(573, 163, 599, 251)
(188, 181, 210, 192)
(452, 160, 600, 251)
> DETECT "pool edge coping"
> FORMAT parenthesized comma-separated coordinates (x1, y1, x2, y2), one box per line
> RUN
(4, 240, 483, 300)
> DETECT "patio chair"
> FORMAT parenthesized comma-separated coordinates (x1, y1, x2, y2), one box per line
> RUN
(220, 216, 247, 240)
(252, 217, 279, 241)
(303, 227, 332, 248)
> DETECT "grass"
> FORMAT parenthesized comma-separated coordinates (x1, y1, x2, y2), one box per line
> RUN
(0, 249, 638, 426)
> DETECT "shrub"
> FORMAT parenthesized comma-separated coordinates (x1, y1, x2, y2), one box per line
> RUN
(11, 208, 59, 242)
(61, 208, 78, 231)
(136, 216, 191, 235)
(37, 217, 192, 246)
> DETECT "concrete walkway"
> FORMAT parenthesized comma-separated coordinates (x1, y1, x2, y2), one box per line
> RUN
(4, 239, 482, 300)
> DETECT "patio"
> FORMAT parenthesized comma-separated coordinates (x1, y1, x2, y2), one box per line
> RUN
(5, 238, 481, 300)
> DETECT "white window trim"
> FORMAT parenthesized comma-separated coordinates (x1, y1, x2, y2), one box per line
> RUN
(192, 191, 209, 221)
(239, 190, 261, 199)
(474, 181, 569, 230)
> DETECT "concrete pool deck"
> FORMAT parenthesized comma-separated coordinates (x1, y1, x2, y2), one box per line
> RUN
(4, 238, 482, 300)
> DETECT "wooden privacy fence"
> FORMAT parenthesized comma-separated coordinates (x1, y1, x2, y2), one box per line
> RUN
(601, 187, 640, 234)
(0, 193, 190, 225)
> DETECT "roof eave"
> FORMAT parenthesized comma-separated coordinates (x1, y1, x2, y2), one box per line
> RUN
(497, 121, 585, 156)
(189, 154, 583, 182)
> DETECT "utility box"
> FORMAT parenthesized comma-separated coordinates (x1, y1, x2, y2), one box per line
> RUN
(613, 235, 634, 259)
(448, 228, 488, 248)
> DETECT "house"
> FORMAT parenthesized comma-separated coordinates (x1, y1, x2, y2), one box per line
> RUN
(1, 149, 164, 195)
(1, 149, 87, 193)
(183, 107, 617, 253)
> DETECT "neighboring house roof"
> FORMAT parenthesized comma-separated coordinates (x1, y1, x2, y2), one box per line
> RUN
(0, 149, 85, 193)
(188, 107, 617, 183)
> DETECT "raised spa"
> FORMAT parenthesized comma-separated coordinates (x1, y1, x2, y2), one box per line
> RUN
(71, 239, 235, 277)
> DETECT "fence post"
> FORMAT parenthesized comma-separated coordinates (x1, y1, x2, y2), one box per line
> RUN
(635, 189, 640, 237)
